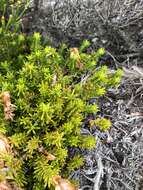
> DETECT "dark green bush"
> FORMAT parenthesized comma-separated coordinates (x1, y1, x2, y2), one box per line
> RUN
(0, 1, 122, 189)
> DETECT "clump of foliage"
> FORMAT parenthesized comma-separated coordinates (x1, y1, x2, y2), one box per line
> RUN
(0, 1, 122, 189)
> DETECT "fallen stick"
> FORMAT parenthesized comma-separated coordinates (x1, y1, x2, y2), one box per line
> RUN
(93, 157, 104, 190)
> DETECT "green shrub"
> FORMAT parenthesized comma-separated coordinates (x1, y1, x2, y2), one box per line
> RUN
(95, 118, 112, 131)
(0, 33, 122, 189)
(0, 1, 122, 189)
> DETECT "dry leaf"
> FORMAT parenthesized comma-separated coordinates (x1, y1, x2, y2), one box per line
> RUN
(76, 59, 83, 70)
(52, 176, 77, 190)
(70, 48, 83, 70)
(38, 147, 56, 160)
(70, 48, 80, 59)
(0, 135, 10, 168)
(0, 136, 10, 153)
(47, 153, 56, 161)
(1, 91, 15, 121)
(0, 180, 21, 190)
(0, 180, 12, 190)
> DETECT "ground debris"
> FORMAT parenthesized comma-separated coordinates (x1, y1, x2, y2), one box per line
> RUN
(79, 65, 143, 190)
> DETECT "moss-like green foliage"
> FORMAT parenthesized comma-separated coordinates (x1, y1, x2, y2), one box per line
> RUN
(0, 1, 122, 189)
(95, 118, 112, 131)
